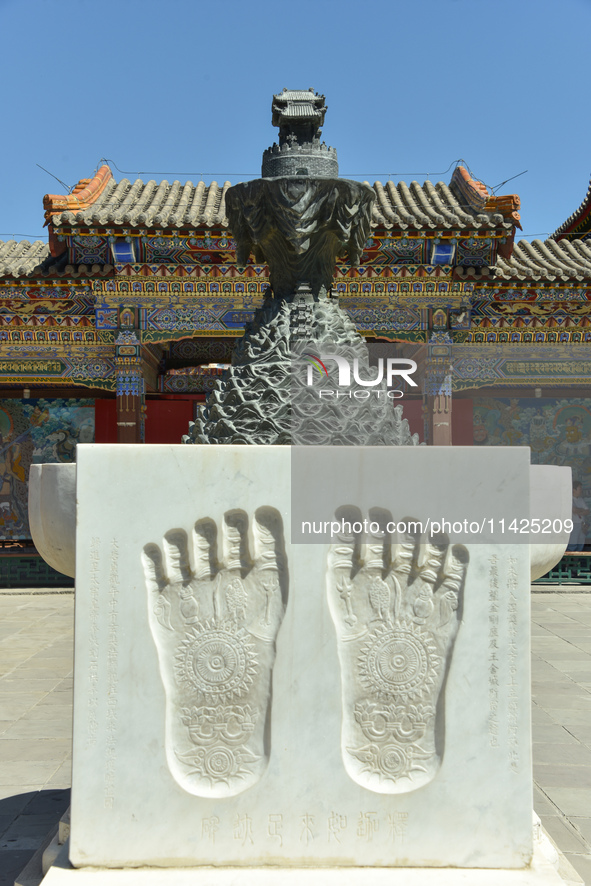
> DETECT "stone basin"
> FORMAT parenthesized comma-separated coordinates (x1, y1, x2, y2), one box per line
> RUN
(28, 460, 572, 582)
(28, 463, 76, 579)
(529, 464, 572, 581)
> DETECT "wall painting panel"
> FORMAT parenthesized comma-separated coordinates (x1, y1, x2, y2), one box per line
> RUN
(473, 396, 591, 542)
(0, 398, 95, 540)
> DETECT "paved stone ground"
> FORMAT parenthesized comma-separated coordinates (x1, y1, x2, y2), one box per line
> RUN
(532, 590, 591, 883)
(1, 588, 591, 885)
(0, 591, 72, 886)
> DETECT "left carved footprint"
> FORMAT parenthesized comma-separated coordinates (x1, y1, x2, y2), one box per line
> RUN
(142, 508, 288, 798)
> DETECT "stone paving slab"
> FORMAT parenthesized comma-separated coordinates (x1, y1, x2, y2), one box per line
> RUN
(532, 591, 591, 881)
(0, 591, 73, 886)
(1, 589, 591, 884)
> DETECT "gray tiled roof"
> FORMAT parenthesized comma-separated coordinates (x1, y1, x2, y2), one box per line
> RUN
(0, 240, 115, 279)
(49, 180, 232, 230)
(495, 238, 591, 281)
(0, 239, 51, 277)
(371, 180, 511, 230)
(47, 177, 515, 232)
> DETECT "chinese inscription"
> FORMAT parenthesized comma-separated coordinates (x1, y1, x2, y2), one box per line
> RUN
(507, 557, 519, 772)
(488, 554, 500, 749)
(87, 536, 100, 750)
(104, 538, 120, 809)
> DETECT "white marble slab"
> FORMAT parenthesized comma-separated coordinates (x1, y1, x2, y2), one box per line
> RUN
(71, 444, 533, 870)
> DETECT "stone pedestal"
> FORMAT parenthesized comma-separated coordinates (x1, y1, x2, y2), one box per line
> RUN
(42, 850, 569, 885)
(44, 443, 558, 882)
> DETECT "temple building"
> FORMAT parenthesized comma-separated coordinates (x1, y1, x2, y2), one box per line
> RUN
(1, 90, 591, 579)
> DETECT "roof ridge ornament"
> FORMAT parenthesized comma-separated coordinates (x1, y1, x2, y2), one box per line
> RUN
(450, 167, 521, 229)
(42, 165, 113, 218)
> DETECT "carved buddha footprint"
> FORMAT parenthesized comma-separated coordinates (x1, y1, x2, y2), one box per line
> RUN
(327, 507, 468, 794)
(142, 508, 287, 798)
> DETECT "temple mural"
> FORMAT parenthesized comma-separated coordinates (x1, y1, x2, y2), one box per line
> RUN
(473, 397, 591, 470)
(473, 396, 591, 542)
(0, 398, 94, 540)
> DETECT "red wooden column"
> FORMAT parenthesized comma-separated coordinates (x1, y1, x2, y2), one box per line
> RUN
(115, 306, 145, 444)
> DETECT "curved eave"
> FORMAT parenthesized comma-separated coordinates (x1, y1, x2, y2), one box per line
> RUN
(494, 238, 591, 282)
(552, 175, 591, 241)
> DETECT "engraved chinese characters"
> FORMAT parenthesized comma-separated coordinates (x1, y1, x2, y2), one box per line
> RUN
(327, 509, 468, 794)
(142, 508, 287, 798)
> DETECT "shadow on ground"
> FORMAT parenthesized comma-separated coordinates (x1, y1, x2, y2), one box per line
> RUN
(0, 788, 70, 886)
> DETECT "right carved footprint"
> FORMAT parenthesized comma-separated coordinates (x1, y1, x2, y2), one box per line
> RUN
(327, 508, 468, 794)
(142, 507, 287, 798)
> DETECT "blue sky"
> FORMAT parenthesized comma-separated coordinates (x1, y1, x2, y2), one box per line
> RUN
(1, 0, 590, 244)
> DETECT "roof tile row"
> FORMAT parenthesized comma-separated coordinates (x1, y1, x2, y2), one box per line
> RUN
(495, 237, 591, 281)
(0, 240, 116, 279)
(2, 236, 591, 283)
(44, 166, 517, 233)
(0, 239, 51, 277)
(48, 173, 232, 230)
